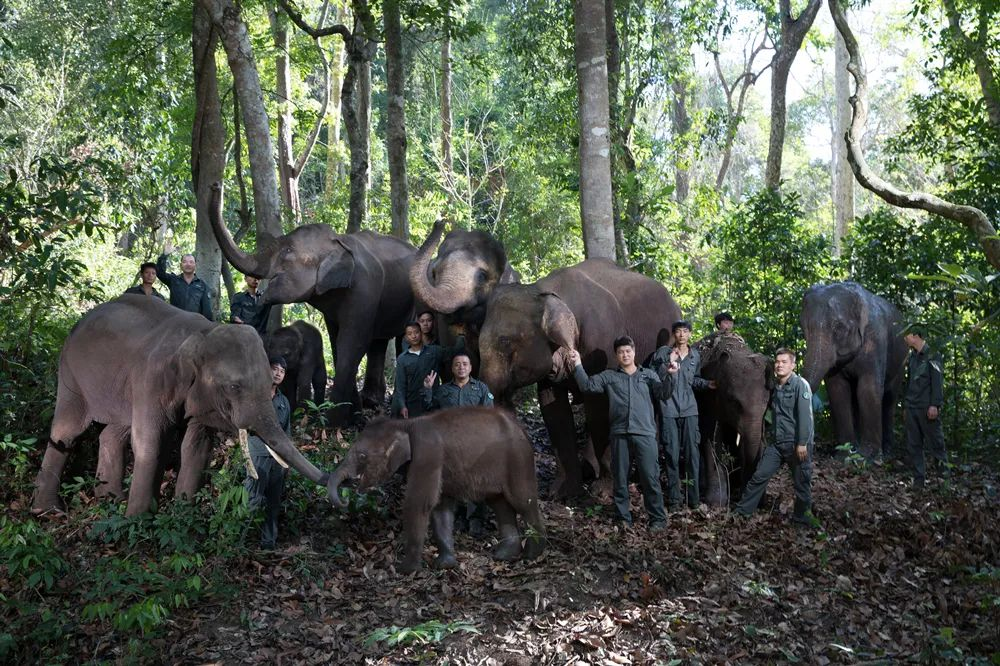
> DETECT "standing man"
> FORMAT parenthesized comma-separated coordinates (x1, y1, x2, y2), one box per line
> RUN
(651, 320, 714, 511)
(903, 325, 946, 488)
(570, 337, 678, 531)
(124, 262, 165, 300)
(417, 310, 438, 346)
(421, 353, 493, 410)
(231, 274, 273, 336)
(714, 312, 735, 333)
(157, 241, 213, 320)
(245, 356, 293, 550)
(391, 322, 446, 419)
(734, 348, 814, 525)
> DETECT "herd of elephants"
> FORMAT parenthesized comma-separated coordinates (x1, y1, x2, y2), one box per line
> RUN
(30, 183, 908, 570)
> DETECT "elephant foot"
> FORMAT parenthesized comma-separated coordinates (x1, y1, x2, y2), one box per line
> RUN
(433, 553, 459, 570)
(590, 476, 615, 502)
(492, 537, 523, 562)
(30, 490, 66, 515)
(522, 535, 546, 560)
(396, 557, 422, 574)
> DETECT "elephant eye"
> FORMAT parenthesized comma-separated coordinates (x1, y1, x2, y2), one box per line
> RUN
(475, 269, 488, 285)
(228, 383, 241, 392)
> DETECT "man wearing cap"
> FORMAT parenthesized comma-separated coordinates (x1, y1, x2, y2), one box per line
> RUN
(245, 356, 292, 550)
(650, 320, 714, 511)
(903, 325, 947, 488)
(124, 262, 166, 300)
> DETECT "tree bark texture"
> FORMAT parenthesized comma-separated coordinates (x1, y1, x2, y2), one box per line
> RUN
(384, 0, 409, 241)
(672, 77, 691, 204)
(764, 0, 822, 191)
(269, 7, 300, 221)
(440, 24, 454, 220)
(201, 0, 283, 240)
(604, 0, 628, 264)
(573, 0, 616, 260)
(828, 0, 1000, 270)
(192, 0, 225, 319)
(326, 2, 347, 191)
(832, 24, 853, 256)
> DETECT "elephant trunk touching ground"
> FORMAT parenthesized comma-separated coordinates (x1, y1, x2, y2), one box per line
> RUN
(409, 219, 478, 313)
(208, 182, 275, 279)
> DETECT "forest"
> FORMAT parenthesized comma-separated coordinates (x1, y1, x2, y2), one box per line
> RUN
(1, 0, 998, 662)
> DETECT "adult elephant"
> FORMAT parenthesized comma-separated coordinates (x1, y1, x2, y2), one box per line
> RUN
(694, 332, 773, 507)
(409, 220, 519, 367)
(209, 183, 417, 425)
(800, 281, 907, 459)
(476, 259, 679, 499)
(32, 295, 337, 516)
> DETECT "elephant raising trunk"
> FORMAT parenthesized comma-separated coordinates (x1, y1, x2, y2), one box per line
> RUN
(410, 219, 465, 312)
(208, 182, 276, 280)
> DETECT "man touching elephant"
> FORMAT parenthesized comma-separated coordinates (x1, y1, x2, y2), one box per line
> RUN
(231, 274, 273, 336)
(570, 338, 679, 531)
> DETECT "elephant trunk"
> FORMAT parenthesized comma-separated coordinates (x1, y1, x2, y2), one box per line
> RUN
(327, 457, 356, 509)
(253, 419, 337, 504)
(409, 220, 477, 313)
(802, 332, 834, 392)
(208, 182, 274, 279)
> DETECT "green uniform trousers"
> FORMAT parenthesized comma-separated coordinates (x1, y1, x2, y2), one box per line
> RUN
(904, 407, 946, 483)
(661, 415, 700, 508)
(245, 454, 286, 549)
(610, 434, 667, 525)
(735, 441, 812, 521)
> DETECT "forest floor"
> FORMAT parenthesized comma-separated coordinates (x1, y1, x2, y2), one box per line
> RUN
(5, 406, 1000, 665)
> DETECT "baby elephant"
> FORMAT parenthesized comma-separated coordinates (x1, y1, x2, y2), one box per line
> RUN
(328, 407, 545, 573)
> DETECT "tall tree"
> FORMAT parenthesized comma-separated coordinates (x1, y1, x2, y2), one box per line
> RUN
(832, 22, 853, 256)
(440, 10, 455, 223)
(325, 1, 348, 191)
(764, 0, 822, 190)
(384, 0, 409, 241)
(573, 0, 615, 260)
(192, 0, 226, 318)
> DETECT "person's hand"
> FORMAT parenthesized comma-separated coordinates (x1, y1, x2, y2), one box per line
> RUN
(233, 316, 244, 324)
(568, 349, 582, 367)
(401, 407, 409, 419)
(666, 359, 680, 374)
(423, 371, 438, 389)
(796, 445, 808, 462)
(670, 349, 680, 364)
(163, 239, 176, 255)
(927, 405, 939, 421)
(708, 380, 717, 389)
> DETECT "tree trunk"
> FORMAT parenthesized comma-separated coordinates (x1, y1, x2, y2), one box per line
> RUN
(672, 77, 690, 204)
(440, 20, 454, 221)
(384, 0, 409, 241)
(192, 1, 225, 320)
(604, 0, 628, 264)
(269, 6, 300, 222)
(832, 25, 853, 256)
(764, 0, 822, 191)
(573, 0, 616, 260)
(201, 0, 283, 240)
(341, 0, 375, 234)
(325, 2, 347, 192)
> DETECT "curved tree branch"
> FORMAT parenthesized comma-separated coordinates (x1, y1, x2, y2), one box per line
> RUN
(275, 0, 350, 40)
(828, 0, 1000, 270)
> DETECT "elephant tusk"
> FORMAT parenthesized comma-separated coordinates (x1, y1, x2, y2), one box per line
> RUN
(265, 445, 290, 469)
(238, 429, 258, 480)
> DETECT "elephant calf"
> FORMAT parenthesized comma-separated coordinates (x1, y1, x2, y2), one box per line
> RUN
(264, 320, 327, 412)
(329, 407, 545, 573)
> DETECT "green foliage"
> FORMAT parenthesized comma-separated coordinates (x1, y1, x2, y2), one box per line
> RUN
(0, 517, 68, 591)
(364, 619, 480, 647)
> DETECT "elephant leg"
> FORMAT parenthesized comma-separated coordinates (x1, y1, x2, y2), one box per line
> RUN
(125, 408, 166, 516)
(538, 383, 582, 501)
(328, 329, 368, 427)
(32, 392, 91, 513)
(95, 424, 130, 500)
(582, 395, 612, 497)
(489, 498, 523, 561)
(175, 424, 210, 500)
(361, 338, 390, 408)
(856, 376, 885, 460)
(284, 370, 300, 414)
(431, 496, 458, 570)
(515, 496, 547, 560)
(311, 360, 328, 408)
(825, 373, 856, 451)
(881, 386, 898, 459)
(397, 469, 440, 573)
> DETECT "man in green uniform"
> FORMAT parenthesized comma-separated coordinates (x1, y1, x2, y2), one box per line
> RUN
(903, 326, 946, 488)
(124, 262, 165, 300)
(734, 348, 814, 525)
(230, 274, 273, 336)
(650, 320, 714, 510)
(245, 357, 293, 550)
(570, 337, 678, 531)
(157, 241, 213, 320)
(391, 322, 447, 418)
(421, 353, 493, 410)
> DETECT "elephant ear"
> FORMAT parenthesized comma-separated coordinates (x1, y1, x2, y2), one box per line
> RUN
(316, 240, 355, 295)
(385, 431, 412, 473)
(540, 292, 579, 350)
(165, 331, 205, 403)
(762, 356, 776, 391)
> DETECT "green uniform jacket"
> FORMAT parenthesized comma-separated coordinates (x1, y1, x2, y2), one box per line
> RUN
(123, 286, 165, 300)
(905, 345, 944, 409)
(422, 377, 494, 410)
(248, 389, 292, 456)
(391, 345, 447, 416)
(156, 254, 214, 320)
(768, 372, 813, 446)
(573, 364, 675, 436)
(650, 345, 710, 418)
(230, 290, 273, 336)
